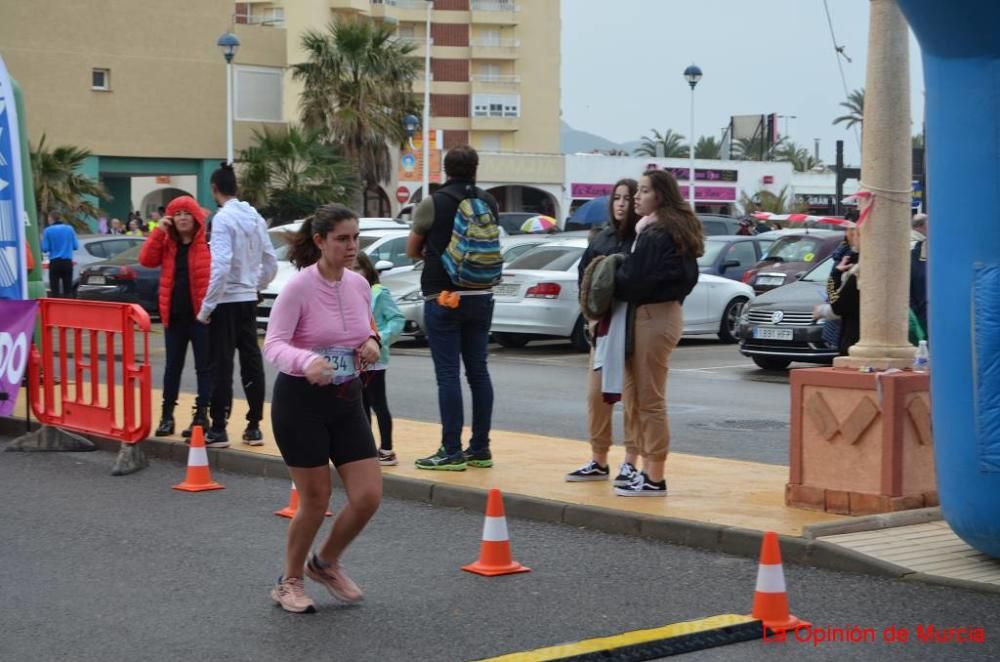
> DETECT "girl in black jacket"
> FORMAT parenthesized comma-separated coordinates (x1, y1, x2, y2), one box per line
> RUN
(567, 178, 642, 486)
(612, 170, 703, 496)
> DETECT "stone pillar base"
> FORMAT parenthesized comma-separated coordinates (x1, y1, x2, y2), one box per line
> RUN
(787, 367, 936, 516)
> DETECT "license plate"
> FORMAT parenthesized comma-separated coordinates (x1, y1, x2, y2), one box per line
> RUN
(494, 283, 520, 297)
(88, 275, 106, 285)
(753, 326, 794, 341)
(756, 275, 785, 287)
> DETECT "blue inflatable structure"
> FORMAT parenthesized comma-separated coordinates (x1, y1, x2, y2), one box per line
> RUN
(897, 0, 1000, 557)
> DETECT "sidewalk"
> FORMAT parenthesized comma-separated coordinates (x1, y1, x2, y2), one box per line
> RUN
(8, 386, 1000, 593)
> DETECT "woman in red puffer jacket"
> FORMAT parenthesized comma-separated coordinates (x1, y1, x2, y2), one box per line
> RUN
(139, 195, 212, 438)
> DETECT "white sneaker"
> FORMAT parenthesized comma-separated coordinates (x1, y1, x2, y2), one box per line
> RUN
(614, 471, 667, 497)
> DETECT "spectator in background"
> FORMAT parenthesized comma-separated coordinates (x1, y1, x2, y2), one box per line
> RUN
(352, 252, 405, 467)
(139, 196, 213, 438)
(147, 210, 161, 234)
(198, 162, 278, 448)
(96, 214, 109, 234)
(41, 211, 79, 297)
(910, 214, 929, 338)
(911, 213, 928, 249)
(109, 218, 125, 235)
(127, 219, 144, 236)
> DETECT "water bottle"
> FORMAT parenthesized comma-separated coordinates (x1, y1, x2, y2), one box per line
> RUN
(913, 340, 930, 373)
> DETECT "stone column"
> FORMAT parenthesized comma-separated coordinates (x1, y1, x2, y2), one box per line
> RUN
(835, 0, 914, 370)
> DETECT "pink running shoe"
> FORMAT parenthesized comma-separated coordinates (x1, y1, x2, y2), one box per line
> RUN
(305, 554, 363, 603)
(270, 576, 316, 614)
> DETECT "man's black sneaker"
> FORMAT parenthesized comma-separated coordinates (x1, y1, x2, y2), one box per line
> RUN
(613, 462, 639, 488)
(462, 448, 493, 468)
(415, 447, 467, 471)
(614, 471, 667, 497)
(242, 425, 264, 447)
(565, 460, 609, 482)
(204, 428, 230, 449)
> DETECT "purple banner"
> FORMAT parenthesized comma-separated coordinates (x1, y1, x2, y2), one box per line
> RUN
(644, 165, 739, 182)
(0, 299, 37, 416)
(570, 183, 614, 198)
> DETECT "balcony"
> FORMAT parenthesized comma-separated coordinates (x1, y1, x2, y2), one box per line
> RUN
(471, 116, 519, 132)
(470, 38, 520, 60)
(330, 0, 371, 12)
(368, 0, 429, 21)
(471, 74, 521, 86)
(471, 1, 520, 25)
(396, 36, 429, 57)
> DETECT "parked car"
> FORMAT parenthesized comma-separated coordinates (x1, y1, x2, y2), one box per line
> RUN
(75, 244, 160, 315)
(738, 255, 838, 370)
(42, 234, 146, 293)
(740, 229, 843, 294)
(256, 229, 412, 329)
(490, 237, 754, 351)
(697, 235, 775, 281)
(267, 217, 408, 250)
(698, 214, 744, 236)
(381, 235, 558, 340)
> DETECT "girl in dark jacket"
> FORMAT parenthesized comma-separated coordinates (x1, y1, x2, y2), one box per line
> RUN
(612, 170, 702, 496)
(567, 178, 643, 486)
(139, 196, 213, 437)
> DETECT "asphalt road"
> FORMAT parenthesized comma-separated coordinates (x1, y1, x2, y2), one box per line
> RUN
(162, 333, 794, 465)
(1, 448, 997, 661)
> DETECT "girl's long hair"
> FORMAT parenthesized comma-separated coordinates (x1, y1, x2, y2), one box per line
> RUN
(607, 178, 640, 240)
(287, 203, 358, 269)
(353, 252, 379, 286)
(643, 170, 705, 258)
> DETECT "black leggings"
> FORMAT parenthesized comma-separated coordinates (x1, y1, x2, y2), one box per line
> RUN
(362, 369, 393, 451)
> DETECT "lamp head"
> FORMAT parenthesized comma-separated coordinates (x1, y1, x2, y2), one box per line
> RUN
(683, 63, 703, 89)
(217, 32, 241, 64)
(402, 113, 420, 136)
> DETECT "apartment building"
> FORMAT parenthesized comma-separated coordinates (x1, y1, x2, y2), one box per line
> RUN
(239, 0, 563, 217)
(2, 0, 287, 218)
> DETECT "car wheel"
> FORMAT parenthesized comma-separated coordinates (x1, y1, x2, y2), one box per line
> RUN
(752, 356, 791, 371)
(494, 332, 530, 348)
(717, 297, 748, 344)
(569, 316, 590, 352)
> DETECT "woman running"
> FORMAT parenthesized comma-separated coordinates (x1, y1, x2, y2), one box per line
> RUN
(263, 204, 382, 613)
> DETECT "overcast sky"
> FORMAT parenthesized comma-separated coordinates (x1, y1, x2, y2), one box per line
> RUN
(560, 0, 925, 165)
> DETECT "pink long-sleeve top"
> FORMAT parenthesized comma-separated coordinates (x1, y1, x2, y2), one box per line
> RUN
(263, 264, 376, 376)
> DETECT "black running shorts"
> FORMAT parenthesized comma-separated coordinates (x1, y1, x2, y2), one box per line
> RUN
(271, 373, 377, 468)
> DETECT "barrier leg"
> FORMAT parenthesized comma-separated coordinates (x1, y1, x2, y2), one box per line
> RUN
(5, 424, 97, 452)
(112, 443, 149, 476)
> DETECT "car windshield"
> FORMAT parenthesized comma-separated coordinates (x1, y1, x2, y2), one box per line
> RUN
(697, 239, 727, 267)
(506, 246, 584, 271)
(801, 257, 835, 282)
(766, 236, 826, 263)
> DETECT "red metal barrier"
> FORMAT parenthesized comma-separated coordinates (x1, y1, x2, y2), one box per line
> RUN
(28, 298, 152, 443)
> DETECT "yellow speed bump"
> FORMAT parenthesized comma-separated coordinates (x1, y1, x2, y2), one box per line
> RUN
(473, 614, 761, 661)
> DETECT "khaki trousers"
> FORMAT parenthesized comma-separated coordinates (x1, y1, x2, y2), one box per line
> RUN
(587, 331, 638, 455)
(622, 301, 683, 461)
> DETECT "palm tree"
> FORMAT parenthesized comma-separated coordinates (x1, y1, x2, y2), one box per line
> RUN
(633, 129, 688, 158)
(733, 135, 785, 161)
(239, 126, 358, 226)
(738, 186, 791, 216)
(693, 135, 721, 159)
(833, 88, 865, 131)
(291, 19, 421, 208)
(773, 141, 823, 172)
(30, 134, 109, 230)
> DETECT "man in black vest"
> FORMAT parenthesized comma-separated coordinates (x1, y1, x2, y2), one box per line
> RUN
(406, 145, 499, 471)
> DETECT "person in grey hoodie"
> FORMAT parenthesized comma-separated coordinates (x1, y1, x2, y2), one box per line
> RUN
(198, 162, 279, 447)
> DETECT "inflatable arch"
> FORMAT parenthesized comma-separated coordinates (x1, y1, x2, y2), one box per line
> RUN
(897, 0, 1000, 557)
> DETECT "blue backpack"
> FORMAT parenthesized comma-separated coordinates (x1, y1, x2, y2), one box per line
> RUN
(439, 188, 503, 289)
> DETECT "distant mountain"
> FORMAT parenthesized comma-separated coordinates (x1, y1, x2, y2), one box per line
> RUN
(560, 120, 642, 155)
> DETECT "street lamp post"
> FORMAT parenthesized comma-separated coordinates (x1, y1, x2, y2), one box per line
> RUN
(422, 1, 434, 201)
(217, 32, 241, 166)
(683, 64, 702, 210)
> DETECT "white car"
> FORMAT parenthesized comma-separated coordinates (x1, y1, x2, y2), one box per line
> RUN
(381, 235, 564, 340)
(490, 237, 755, 351)
(256, 228, 412, 329)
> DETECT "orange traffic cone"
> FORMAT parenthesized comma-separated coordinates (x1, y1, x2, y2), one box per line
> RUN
(274, 481, 332, 518)
(173, 426, 224, 492)
(751, 531, 810, 633)
(462, 489, 531, 577)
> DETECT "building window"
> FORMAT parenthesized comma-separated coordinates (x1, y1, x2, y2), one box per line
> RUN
(234, 66, 283, 122)
(480, 29, 501, 46)
(472, 94, 519, 118)
(91, 68, 110, 91)
(398, 24, 416, 40)
(479, 63, 501, 80)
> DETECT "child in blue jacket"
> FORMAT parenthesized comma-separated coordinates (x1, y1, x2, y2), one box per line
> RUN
(354, 253, 405, 465)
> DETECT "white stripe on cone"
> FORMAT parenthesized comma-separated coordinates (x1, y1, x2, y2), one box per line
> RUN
(290, 481, 297, 492)
(755, 563, 787, 593)
(482, 515, 509, 542)
(187, 446, 209, 467)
